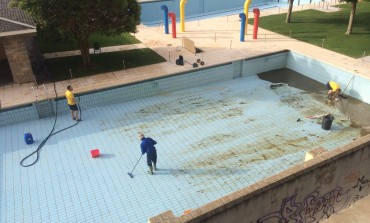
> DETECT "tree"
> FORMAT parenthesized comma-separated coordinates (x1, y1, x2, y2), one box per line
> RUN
(11, 0, 141, 68)
(286, 0, 294, 23)
(340, 0, 358, 35)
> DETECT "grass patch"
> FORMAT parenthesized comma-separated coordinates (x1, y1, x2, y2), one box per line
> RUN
(40, 32, 164, 82)
(249, 2, 370, 58)
(38, 32, 140, 53)
(46, 48, 166, 82)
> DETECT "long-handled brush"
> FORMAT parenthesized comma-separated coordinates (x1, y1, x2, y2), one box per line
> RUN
(127, 155, 143, 178)
(297, 113, 328, 122)
(338, 75, 355, 100)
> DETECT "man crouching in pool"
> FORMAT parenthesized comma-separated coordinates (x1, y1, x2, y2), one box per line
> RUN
(326, 81, 342, 101)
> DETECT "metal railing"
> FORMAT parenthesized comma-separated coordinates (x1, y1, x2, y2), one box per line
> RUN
(31, 85, 38, 102)
(43, 84, 49, 99)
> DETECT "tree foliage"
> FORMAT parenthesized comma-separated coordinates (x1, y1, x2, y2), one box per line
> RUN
(11, 0, 141, 67)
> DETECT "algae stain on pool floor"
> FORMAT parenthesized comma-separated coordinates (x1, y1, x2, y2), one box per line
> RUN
(259, 68, 370, 136)
(164, 74, 358, 184)
(100, 69, 364, 191)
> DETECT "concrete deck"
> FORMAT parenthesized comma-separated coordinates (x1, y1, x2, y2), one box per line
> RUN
(1, 3, 370, 223)
(322, 195, 370, 223)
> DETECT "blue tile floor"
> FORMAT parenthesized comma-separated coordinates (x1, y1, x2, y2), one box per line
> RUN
(1, 75, 361, 223)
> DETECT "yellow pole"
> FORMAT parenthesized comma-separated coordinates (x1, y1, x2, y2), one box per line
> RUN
(180, 0, 188, 32)
(244, 0, 252, 35)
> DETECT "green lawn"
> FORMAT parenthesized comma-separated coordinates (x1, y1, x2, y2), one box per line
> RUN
(46, 48, 166, 82)
(249, 2, 370, 58)
(41, 32, 164, 82)
(39, 32, 140, 53)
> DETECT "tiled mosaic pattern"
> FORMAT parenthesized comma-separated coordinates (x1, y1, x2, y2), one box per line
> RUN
(1, 74, 361, 223)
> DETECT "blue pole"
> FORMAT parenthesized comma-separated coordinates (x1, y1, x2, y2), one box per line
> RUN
(239, 13, 246, 42)
(161, 5, 169, 34)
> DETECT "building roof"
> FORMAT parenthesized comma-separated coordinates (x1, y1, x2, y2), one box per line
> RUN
(0, 0, 36, 32)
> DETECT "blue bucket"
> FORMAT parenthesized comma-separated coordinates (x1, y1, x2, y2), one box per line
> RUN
(24, 133, 34, 145)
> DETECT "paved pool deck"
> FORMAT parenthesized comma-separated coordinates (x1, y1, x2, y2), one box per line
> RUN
(1, 3, 370, 223)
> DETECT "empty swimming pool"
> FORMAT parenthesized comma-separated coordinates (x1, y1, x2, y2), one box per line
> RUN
(1, 66, 366, 222)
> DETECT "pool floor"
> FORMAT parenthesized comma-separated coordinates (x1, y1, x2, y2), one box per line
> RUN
(1, 74, 361, 222)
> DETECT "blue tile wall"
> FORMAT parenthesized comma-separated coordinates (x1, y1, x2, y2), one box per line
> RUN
(1, 51, 369, 127)
(55, 99, 70, 116)
(140, 0, 275, 25)
(241, 52, 288, 76)
(233, 60, 243, 79)
(0, 104, 37, 127)
(64, 63, 234, 114)
(287, 51, 370, 104)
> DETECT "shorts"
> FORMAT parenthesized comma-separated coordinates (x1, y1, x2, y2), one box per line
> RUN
(68, 104, 78, 111)
(146, 151, 157, 166)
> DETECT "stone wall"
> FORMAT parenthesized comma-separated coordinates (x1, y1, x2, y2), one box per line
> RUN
(0, 41, 6, 60)
(148, 134, 370, 223)
(2, 35, 35, 83)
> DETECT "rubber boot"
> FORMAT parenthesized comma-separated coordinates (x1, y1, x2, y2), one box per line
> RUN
(153, 162, 157, 171)
(147, 166, 153, 175)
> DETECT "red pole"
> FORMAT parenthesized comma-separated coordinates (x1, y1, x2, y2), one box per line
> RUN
(253, 8, 260, 39)
(168, 12, 177, 38)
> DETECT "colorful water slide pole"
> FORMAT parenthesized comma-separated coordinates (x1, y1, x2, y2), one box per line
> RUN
(239, 13, 246, 42)
(244, 0, 252, 35)
(161, 5, 169, 34)
(180, 0, 188, 32)
(253, 8, 260, 39)
(168, 12, 177, 38)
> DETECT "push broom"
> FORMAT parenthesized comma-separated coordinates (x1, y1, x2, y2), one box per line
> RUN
(127, 155, 143, 178)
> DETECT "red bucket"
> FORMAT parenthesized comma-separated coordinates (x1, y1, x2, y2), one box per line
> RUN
(90, 149, 100, 158)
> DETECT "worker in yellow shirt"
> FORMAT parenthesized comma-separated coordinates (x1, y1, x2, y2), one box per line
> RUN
(326, 81, 342, 101)
(65, 85, 80, 121)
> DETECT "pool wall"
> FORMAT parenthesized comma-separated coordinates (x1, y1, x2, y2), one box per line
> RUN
(1, 50, 369, 127)
(287, 51, 370, 103)
(240, 51, 370, 105)
(139, 0, 276, 25)
(0, 104, 38, 127)
(149, 132, 370, 223)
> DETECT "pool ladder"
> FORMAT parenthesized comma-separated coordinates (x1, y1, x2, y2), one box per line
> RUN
(32, 84, 55, 118)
